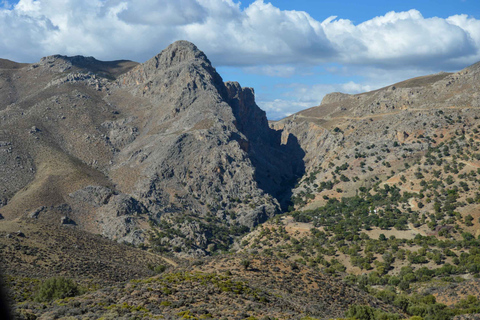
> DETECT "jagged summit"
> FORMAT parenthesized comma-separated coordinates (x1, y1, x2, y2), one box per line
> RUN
(144, 40, 211, 70)
(33, 41, 208, 79)
(117, 40, 220, 91)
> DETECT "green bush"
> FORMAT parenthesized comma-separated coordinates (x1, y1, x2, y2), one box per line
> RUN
(346, 305, 401, 320)
(154, 265, 167, 274)
(34, 277, 82, 302)
(241, 259, 251, 270)
(346, 305, 375, 320)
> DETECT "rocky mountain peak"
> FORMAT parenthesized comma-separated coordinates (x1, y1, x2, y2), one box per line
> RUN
(143, 40, 211, 72)
(117, 40, 217, 90)
(37, 54, 107, 71)
(0, 40, 305, 256)
(34, 54, 138, 79)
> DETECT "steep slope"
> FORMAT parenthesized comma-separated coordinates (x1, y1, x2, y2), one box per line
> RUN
(272, 62, 480, 210)
(0, 41, 303, 254)
(0, 219, 172, 284)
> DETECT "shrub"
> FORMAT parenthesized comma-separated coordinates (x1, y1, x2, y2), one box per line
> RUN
(34, 277, 82, 302)
(154, 265, 167, 274)
(241, 259, 251, 270)
(345, 305, 376, 320)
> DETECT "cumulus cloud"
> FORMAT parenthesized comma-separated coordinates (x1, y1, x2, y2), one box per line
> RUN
(322, 10, 480, 69)
(112, 0, 207, 26)
(1, 0, 478, 69)
(259, 99, 313, 120)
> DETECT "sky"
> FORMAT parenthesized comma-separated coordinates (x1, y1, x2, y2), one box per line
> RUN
(1, 1, 479, 120)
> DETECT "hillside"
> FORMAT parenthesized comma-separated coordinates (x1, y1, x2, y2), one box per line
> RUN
(272, 63, 479, 211)
(9, 254, 404, 320)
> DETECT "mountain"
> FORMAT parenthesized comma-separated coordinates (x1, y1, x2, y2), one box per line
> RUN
(272, 62, 480, 212)
(0, 41, 304, 255)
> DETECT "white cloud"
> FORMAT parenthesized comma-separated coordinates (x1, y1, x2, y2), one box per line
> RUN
(1, 0, 478, 69)
(113, 0, 207, 26)
(258, 99, 313, 120)
(243, 65, 296, 77)
(286, 82, 372, 103)
(322, 10, 479, 68)
(1, 1, 12, 9)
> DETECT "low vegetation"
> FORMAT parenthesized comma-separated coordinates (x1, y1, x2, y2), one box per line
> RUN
(34, 277, 83, 302)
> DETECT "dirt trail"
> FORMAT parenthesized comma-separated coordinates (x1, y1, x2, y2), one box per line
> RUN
(460, 160, 480, 169)
(159, 255, 178, 267)
(296, 105, 478, 122)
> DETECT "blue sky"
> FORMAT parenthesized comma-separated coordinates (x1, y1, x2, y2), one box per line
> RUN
(1, 0, 479, 119)
(240, 0, 480, 22)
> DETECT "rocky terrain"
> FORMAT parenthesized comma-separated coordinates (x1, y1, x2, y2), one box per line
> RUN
(0, 41, 304, 255)
(234, 59, 480, 319)
(0, 219, 174, 284)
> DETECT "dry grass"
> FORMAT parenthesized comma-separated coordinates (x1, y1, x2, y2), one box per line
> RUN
(1, 145, 111, 219)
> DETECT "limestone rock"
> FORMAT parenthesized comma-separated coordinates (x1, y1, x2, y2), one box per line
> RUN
(69, 186, 113, 207)
(28, 206, 46, 219)
(271, 60, 480, 211)
(61, 216, 75, 225)
(0, 40, 300, 254)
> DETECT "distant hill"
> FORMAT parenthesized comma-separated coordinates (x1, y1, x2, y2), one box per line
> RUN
(272, 60, 480, 214)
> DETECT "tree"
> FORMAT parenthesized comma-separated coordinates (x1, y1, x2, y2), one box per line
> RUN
(34, 277, 82, 302)
(465, 214, 474, 226)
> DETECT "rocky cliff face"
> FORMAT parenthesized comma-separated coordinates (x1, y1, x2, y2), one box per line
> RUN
(0, 41, 303, 255)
